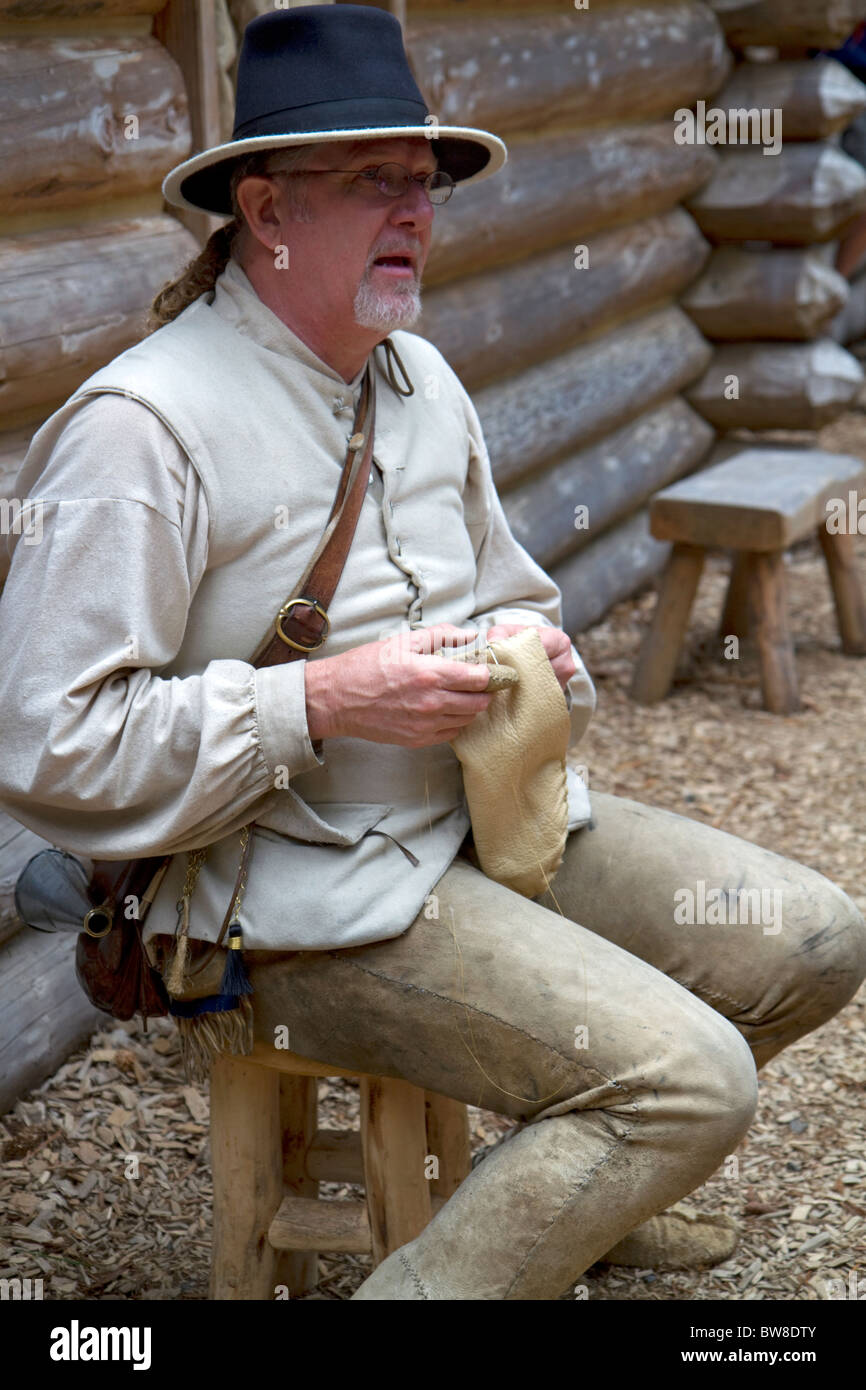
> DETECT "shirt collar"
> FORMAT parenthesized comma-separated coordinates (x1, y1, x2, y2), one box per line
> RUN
(210, 255, 368, 394)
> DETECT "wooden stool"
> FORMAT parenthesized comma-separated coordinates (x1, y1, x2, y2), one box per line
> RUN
(208, 1041, 472, 1299)
(631, 448, 866, 714)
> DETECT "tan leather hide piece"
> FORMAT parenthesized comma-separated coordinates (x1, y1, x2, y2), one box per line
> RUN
(449, 628, 571, 899)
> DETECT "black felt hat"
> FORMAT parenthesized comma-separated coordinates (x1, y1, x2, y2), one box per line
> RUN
(162, 4, 506, 216)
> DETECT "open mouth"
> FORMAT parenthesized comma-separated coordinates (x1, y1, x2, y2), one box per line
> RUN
(373, 254, 415, 273)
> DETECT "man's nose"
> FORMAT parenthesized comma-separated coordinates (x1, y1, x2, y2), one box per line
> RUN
(389, 180, 436, 229)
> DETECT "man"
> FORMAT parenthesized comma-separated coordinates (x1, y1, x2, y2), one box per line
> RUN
(1, 6, 864, 1301)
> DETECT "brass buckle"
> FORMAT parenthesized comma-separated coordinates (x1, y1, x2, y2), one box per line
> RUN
(275, 596, 330, 652)
(83, 901, 114, 938)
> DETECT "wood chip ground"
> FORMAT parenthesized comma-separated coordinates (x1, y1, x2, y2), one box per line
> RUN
(1, 416, 864, 1302)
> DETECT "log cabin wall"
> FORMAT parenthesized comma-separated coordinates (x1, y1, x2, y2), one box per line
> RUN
(0, 0, 201, 591)
(682, 2, 866, 437)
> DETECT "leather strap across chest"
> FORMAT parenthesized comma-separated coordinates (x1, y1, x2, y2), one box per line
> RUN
(251, 356, 378, 667)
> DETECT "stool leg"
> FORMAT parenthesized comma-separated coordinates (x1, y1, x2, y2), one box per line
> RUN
(719, 551, 753, 641)
(209, 1055, 282, 1300)
(747, 551, 801, 714)
(630, 543, 705, 704)
(818, 525, 866, 655)
(361, 1077, 432, 1267)
(425, 1092, 471, 1203)
(275, 1075, 319, 1298)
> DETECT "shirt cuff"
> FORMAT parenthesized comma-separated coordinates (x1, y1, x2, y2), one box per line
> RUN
(472, 608, 558, 633)
(253, 662, 326, 783)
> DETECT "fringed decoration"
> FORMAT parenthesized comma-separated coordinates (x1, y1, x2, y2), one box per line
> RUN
(165, 828, 256, 1084)
(171, 994, 254, 1085)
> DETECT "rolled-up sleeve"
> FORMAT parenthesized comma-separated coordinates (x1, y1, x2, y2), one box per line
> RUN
(455, 377, 597, 751)
(0, 393, 323, 859)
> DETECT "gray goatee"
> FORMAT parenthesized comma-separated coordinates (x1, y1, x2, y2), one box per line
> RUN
(354, 263, 422, 331)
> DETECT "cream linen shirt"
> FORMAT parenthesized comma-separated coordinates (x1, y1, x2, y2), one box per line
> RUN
(0, 257, 596, 951)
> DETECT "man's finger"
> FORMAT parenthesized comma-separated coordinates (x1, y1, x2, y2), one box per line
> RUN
(414, 653, 493, 690)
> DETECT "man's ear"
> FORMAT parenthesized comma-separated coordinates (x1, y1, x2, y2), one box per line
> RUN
(234, 175, 284, 252)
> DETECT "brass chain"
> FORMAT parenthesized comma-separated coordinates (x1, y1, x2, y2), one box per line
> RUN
(180, 846, 209, 903)
(175, 826, 250, 930)
(228, 825, 251, 925)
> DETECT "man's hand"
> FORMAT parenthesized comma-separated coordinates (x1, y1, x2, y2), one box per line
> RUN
(484, 624, 576, 692)
(304, 623, 493, 747)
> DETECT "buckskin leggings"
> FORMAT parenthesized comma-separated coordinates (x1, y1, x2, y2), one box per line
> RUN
(243, 792, 866, 1300)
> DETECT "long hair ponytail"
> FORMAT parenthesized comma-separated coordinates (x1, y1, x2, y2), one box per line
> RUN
(147, 218, 241, 332)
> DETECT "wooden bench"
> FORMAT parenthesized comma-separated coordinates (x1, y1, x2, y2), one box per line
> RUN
(630, 448, 866, 713)
(209, 1043, 471, 1299)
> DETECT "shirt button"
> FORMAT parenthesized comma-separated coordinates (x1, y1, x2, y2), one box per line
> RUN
(332, 396, 345, 414)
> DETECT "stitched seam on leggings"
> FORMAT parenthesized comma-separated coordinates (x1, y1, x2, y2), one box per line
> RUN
(398, 1250, 430, 1299)
(665, 971, 755, 1019)
(325, 951, 630, 1095)
(504, 1118, 640, 1298)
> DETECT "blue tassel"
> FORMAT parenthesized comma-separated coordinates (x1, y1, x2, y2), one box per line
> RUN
(220, 923, 253, 997)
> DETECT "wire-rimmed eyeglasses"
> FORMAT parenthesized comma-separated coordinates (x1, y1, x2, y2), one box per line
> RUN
(275, 162, 455, 205)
